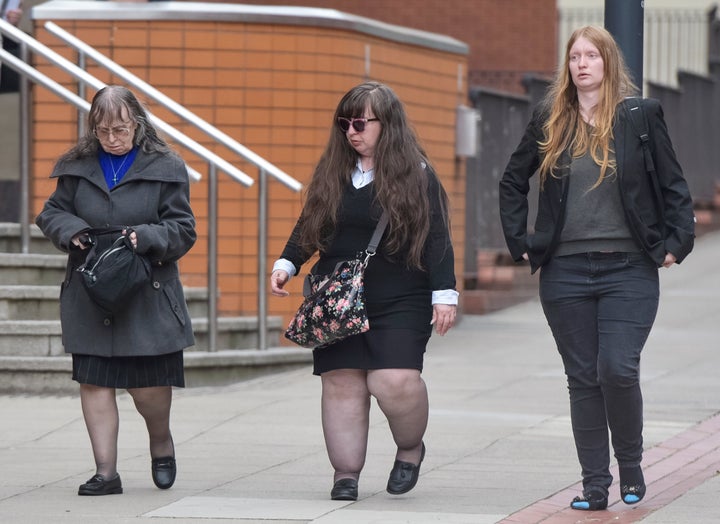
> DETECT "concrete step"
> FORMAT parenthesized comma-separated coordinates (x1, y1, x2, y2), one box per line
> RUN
(0, 252, 67, 285)
(0, 285, 60, 320)
(0, 222, 60, 254)
(0, 316, 285, 356)
(0, 285, 210, 320)
(0, 347, 313, 394)
(0, 221, 307, 393)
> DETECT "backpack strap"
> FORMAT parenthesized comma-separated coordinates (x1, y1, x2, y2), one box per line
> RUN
(622, 97, 666, 232)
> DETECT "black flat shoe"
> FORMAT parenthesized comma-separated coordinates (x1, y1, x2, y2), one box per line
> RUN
(386, 442, 425, 495)
(151, 456, 176, 489)
(570, 489, 608, 511)
(78, 473, 123, 496)
(330, 478, 358, 501)
(620, 465, 646, 504)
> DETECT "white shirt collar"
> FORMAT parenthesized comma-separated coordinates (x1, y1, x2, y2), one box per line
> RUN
(351, 158, 374, 189)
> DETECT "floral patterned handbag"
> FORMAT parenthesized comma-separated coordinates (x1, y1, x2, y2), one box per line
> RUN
(284, 212, 389, 348)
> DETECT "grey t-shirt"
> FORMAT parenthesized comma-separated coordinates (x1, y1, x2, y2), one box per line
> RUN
(556, 147, 639, 256)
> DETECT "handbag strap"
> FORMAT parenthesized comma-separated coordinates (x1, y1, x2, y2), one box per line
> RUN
(362, 211, 389, 265)
(622, 98, 666, 234)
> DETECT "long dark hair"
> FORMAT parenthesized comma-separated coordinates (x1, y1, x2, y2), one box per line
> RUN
(60, 85, 170, 161)
(299, 81, 449, 269)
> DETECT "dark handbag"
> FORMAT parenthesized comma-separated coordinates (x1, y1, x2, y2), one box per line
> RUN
(76, 228, 152, 314)
(284, 212, 389, 348)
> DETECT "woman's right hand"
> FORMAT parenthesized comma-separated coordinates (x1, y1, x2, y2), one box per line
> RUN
(270, 269, 290, 296)
(71, 233, 92, 249)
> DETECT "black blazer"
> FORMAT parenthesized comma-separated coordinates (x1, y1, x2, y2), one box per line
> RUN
(499, 98, 695, 273)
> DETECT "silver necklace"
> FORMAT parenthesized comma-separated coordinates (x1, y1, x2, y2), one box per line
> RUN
(109, 153, 130, 184)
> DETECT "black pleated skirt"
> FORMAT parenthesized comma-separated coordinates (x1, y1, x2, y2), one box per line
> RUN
(72, 351, 185, 388)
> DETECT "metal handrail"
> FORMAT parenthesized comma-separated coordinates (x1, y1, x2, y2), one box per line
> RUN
(0, 20, 251, 186)
(0, 17, 292, 350)
(0, 48, 205, 184)
(44, 22, 302, 193)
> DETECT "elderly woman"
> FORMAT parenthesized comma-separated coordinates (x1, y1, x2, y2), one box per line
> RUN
(36, 85, 196, 496)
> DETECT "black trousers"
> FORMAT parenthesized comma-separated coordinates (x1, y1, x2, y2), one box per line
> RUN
(539, 252, 659, 495)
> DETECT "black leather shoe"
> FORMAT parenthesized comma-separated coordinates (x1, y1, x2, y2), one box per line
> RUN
(78, 473, 123, 496)
(386, 442, 425, 495)
(330, 478, 358, 501)
(151, 456, 176, 489)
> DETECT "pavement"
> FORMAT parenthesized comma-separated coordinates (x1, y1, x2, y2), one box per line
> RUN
(1, 230, 719, 524)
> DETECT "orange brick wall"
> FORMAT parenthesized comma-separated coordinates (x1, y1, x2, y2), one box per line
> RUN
(194, 0, 558, 93)
(30, 17, 467, 330)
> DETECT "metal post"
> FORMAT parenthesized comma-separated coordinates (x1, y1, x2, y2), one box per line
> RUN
(605, 0, 644, 88)
(19, 40, 30, 254)
(207, 163, 218, 352)
(77, 51, 86, 138)
(257, 167, 268, 350)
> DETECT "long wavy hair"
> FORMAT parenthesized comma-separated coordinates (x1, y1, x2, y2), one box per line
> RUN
(60, 85, 170, 161)
(298, 81, 449, 270)
(538, 25, 638, 189)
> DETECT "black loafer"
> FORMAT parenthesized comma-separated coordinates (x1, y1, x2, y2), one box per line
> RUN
(151, 456, 176, 489)
(330, 478, 358, 501)
(386, 442, 425, 495)
(78, 473, 123, 496)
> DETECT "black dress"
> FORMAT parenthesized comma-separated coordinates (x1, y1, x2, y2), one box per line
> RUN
(280, 171, 456, 375)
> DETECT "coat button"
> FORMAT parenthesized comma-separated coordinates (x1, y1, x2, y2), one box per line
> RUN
(103, 318, 111, 326)
(153, 281, 160, 289)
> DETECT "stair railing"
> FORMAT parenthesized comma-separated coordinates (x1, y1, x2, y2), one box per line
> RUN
(0, 17, 301, 350)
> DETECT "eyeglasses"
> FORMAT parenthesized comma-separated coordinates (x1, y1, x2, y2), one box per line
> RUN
(94, 126, 133, 141)
(337, 117, 379, 133)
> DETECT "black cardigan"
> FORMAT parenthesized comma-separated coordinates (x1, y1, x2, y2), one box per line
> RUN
(281, 169, 456, 296)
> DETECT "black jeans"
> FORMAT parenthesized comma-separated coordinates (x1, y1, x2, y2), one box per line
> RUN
(539, 252, 659, 495)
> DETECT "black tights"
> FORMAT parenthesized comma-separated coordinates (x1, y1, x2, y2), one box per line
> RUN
(79, 384, 174, 478)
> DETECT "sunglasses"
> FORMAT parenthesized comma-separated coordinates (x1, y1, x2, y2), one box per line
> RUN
(337, 117, 379, 133)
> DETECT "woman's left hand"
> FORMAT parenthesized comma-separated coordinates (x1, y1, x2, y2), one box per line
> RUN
(122, 228, 138, 249)
(431, 304, 457, 336)
(662, 252, 677, 268)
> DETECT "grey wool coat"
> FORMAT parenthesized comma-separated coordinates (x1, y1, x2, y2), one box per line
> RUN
(36, 149, 197, 358)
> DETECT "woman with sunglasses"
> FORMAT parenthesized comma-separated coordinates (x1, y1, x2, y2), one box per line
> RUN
(271, 81, 458, 501)
(36, 85, 196, 496)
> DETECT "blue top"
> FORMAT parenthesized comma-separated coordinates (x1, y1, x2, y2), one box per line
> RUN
(99, 147, 138, 189)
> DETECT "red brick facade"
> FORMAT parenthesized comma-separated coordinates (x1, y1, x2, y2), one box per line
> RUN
(199, 0, 558, 93)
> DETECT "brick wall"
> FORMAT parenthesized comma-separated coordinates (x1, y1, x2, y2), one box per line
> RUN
(199, 0, 558, 93)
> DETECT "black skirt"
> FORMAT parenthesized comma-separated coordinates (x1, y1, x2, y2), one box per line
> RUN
(313, 328, 430, 375)
(72, 351, 185, 388)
